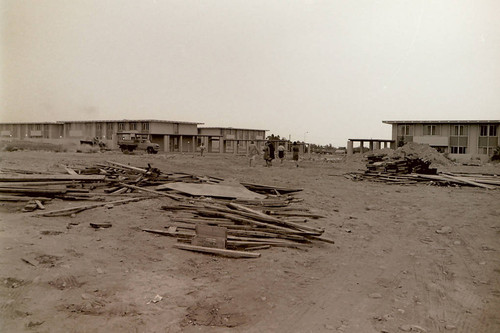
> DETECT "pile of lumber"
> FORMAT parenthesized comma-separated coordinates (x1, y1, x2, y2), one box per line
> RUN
(366, 154, 437, 175)
(0, 161, 225, 213)
(2, 162, 332, 258)
(346, 171, 500, 189)
(143, 199, 332, 258)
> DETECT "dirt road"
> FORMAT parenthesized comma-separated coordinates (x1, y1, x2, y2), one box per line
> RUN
(1, 151, 499, 332)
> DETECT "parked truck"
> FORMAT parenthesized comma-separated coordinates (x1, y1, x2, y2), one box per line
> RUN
(117, 132, 160, 154)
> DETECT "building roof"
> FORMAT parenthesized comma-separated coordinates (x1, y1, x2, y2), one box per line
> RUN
(348, 138, 395, 142)
(57, 119, 203, 125)
(383, 120, 500, 124)
(199, 127, 268, 131)
(0, 119, 203, 125)
(0, 122, 60, 125)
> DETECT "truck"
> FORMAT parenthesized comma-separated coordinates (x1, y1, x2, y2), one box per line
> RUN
(117, 132, 160, 154)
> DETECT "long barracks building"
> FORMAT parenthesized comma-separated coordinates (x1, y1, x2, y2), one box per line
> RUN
(0, 119, 268, 153)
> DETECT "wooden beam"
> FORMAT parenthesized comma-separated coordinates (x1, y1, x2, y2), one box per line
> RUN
(0, 175, 105, 182)
(106, 161, 148, 174)
(35, 197, 147, 217)
(120, 183, 185, 200)
(173, 243, 260, 258)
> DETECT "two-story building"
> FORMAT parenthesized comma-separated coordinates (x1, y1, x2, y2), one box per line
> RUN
(197, 127, 267, 154)
(383, 120, 500, 160)
(0, 119, 203, 152)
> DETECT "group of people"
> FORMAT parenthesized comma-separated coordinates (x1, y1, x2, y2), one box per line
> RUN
(248, 140, 300, 167)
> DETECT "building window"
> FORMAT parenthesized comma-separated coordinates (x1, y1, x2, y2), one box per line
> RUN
(32, 124, 41, 130)
(129, 123, 137, 131)
(453, 125, 468, 136)
(451, 146, 466, 154)
(398, 125, 412, 136)
(118, 123, 125, 131)
(424, 125, 439, 136)
(490, 125, 497, 136)
(142, 122, 149, 131)
(480, 124, 497, 137)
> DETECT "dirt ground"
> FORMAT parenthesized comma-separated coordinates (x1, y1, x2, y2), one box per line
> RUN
(1, 150, 499, 333)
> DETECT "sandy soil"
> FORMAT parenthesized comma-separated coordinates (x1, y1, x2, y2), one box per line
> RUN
(1, 150, 499, 333)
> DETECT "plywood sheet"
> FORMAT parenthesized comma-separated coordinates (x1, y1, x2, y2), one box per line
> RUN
(155, 183, 265, 199)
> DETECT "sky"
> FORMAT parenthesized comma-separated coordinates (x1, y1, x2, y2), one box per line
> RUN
(1, 0, 499, 146)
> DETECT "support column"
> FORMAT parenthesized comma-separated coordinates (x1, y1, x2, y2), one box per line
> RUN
(359, 141, 364, 154)
(347, 140, 353, 155)
(374, 141, 380, 150)
(220, 139, 225, 153)
(369, 141, 374, 151)
(234, 141, 238, 155)
(192, 136, 196, 153)
(179, 135, 183, 152)
(163, 135, 170, 152)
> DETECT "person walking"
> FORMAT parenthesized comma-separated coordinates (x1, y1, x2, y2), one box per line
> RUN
(263, 141, 273, 167)
(292, 141, 300, 167)
(248, 141, 260, 167)
(277, 143, 286, 164)
(199, 142, 206, 157)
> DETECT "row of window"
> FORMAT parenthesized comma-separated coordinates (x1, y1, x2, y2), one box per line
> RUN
(118, 122, 150, 131)
(399, 124, 497, 137)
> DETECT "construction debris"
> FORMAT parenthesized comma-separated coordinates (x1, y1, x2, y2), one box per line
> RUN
(2, 161, 332, 258)
(343, 149, 499, 189)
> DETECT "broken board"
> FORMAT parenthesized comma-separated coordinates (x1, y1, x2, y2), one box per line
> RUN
(155, 183, 266, 200)
(192, 224, 227, 249)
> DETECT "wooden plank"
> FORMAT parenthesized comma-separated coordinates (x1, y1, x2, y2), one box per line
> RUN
(195, 209, 307, 235)
(0, 181, 78, 187)
(240, 182, 303, 194)
(227, 203, 324, 234)
(34, 200, 45, 210)
(0, 175, 105, 182)
(0, 187, 67, 195)
(244, 245, 271, 251)
(120, 183, 185, 200)
(0, 195, 52, 202)
(173, 243, 261, 258)
(62, 165, 78, 175)
(264, 210, 326, 219)
(35, 197, 147, 217)
(441, 174, 496, 189)
(106, 161, 148, 173)
(142, 228, 194, 238)
(192, 224, 227, 249)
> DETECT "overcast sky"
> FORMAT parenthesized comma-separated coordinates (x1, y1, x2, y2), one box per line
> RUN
(1, 0, 499, 146)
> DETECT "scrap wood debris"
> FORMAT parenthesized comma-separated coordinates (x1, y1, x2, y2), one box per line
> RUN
(344, 153, 499, 189)
(143, 193, 334, 258)
(342, 151, 500, 189)
(1, 161, 333, 258)
(0, 161, 225, 213)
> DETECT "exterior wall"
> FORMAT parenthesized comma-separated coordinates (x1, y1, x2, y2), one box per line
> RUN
(149, 122, 173, 134)
(198, 128, 222, 136)
(388, 121, 499, 161)
(179, 124, 198, 136)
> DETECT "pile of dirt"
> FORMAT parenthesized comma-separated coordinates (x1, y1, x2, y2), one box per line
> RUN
(374, 143, 452, 166)
(0, 140, 67, 153)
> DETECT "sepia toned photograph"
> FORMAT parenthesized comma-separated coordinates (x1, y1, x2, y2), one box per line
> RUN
(1, 1, 499, 332)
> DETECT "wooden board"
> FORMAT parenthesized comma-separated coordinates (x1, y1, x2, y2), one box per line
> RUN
(173, 243, 261, 258)
(192, 224, 227, 249)
(155, 183, 266, 200)
(0, 175, 105, 182)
